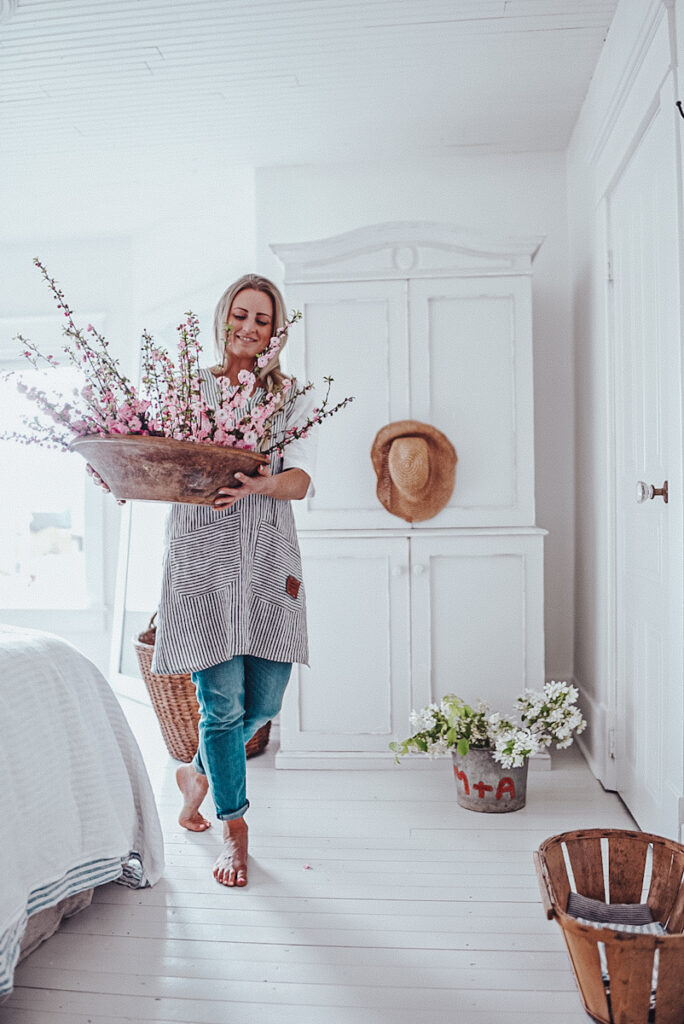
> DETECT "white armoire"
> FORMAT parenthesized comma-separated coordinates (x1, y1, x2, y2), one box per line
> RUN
(271, 222, 545, 768)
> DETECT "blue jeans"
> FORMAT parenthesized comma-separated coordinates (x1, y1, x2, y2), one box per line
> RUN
(191, 655, 292, 821)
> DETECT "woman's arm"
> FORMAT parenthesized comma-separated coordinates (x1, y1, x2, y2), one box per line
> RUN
(212, 465, 310, 510)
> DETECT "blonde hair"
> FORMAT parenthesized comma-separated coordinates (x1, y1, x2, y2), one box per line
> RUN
(212, 273, 292, 396)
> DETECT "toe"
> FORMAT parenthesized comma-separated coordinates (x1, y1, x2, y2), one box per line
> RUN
(214, 860, 234, 886)
(180, 815, 211, 832)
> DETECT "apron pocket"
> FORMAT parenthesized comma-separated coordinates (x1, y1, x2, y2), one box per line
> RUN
(170, 515, 241, 596)
(252, 521, 305, 612)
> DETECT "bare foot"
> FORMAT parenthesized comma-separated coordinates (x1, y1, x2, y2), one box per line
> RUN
(214, 818, 248, 887)
(176, 763, 211, 831)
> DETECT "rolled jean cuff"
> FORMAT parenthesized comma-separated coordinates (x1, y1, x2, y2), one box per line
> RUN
(192, 756, 206, 777)
(216, 799, 249, 822)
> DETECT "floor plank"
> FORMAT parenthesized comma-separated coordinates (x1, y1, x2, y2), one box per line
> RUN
(16, 958, 577, 992)
(4, 699, 635, 1023)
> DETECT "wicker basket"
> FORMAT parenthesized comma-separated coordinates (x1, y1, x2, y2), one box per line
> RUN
(133, 616, 271, 763)
(535, 828, 684, 1024)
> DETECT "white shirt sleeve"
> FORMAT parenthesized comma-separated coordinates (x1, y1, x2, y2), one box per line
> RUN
(281, 387, 319, 498)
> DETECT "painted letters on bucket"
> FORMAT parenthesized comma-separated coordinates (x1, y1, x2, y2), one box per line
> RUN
(451, 748, 528, 812)
(453, 765, 516, 802)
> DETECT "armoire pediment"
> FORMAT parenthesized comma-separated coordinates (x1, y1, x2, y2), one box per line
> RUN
(271, 221, 544, 283)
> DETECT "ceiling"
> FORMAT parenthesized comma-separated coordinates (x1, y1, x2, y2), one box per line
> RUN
(2, 0, 618, 161)
(0, 0, 618, 239)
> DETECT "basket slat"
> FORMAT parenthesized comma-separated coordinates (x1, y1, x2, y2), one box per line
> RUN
(566, 836, 606, 901)
(533, 851, 555, 920)
(655, 939, 684, 1017)
(648, 843, 679, 923)
(665, 881, 684, 933)
(542, 841, 570, 913)
(603, 938, 655, 1024)
(561, 926, 611, 1024)
(665, 851, 684, 918)
(608, 834, 648, 904)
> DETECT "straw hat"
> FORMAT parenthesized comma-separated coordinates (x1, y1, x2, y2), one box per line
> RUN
(370, 420, 457, 522)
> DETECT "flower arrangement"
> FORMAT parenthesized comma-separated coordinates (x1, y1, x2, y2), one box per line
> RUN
(390, 681, 586, 769)
(2, 259, 353, 457)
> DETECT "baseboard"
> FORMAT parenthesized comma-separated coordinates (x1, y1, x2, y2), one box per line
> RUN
(274, 749, 423, 770)
(275, 748, 552, 771)
(529, 751, 552, 772)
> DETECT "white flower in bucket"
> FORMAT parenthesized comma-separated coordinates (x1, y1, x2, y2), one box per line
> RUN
(390, 682, 587, 768)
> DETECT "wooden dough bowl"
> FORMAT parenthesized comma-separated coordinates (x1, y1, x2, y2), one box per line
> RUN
(70, 434, 269, 505)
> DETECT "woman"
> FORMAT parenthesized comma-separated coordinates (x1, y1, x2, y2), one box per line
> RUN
(92, 274, 316, 888)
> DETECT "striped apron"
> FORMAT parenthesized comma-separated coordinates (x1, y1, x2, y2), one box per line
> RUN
(151, 376, 309, 675)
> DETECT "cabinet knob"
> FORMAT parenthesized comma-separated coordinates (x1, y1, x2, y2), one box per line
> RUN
(412, 564, 426, 576)
(636, 480, 668, 504)
(391, 565, 407, 577)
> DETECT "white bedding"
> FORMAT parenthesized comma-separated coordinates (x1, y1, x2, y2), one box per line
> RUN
(0, 625, 164, 995)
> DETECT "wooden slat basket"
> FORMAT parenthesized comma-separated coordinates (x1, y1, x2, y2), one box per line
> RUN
(133, 616, 270, 763)
(535, 828, 684, 1024)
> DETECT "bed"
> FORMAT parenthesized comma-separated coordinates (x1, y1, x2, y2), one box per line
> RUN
(0, 624, 164, 997)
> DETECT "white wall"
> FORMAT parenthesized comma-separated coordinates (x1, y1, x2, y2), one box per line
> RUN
(0, 168, 257, 675)
(130, 168, 257, 324)
(254, 152, 574, 680)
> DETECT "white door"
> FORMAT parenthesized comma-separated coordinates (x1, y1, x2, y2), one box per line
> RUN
(609, 72, 684, 839)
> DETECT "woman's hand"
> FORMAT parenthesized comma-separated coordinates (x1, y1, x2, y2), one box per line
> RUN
(212, 465, 272, 510)
(86, 463, 126, 505)
(212, 465, 310, 510)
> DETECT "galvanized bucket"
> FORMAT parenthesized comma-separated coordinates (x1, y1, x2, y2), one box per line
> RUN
(451, 747, 528, 812)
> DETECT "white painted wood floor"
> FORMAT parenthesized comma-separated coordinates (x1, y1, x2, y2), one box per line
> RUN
(4, 695, 635, 1024)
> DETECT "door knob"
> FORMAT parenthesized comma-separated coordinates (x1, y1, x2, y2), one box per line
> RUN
(636, 480, 669, 504)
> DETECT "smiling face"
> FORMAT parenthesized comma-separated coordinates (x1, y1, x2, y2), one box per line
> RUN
(224, 288, 274, 363)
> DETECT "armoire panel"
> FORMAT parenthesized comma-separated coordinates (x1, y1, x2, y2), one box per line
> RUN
(280, 536, 411, 755)
(427, 293, 517, 510)
(429, 552, 525, 708)
(408, 275, 535, 527)
(410, 532, 545, 718)
(285, 280, 409, 530)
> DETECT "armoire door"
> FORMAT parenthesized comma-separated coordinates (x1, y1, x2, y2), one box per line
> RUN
(276, 535, 411, 766)
(283, 279, 410, 531)
(609, 70, 684, 839)
(408, 276, 536, 527)
(409, 531, 545, 715)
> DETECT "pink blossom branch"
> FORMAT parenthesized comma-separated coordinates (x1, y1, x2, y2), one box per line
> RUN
(10, 262, 353, 460)
(254, 310, 302, 372)
(263, 377, 355, 456)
